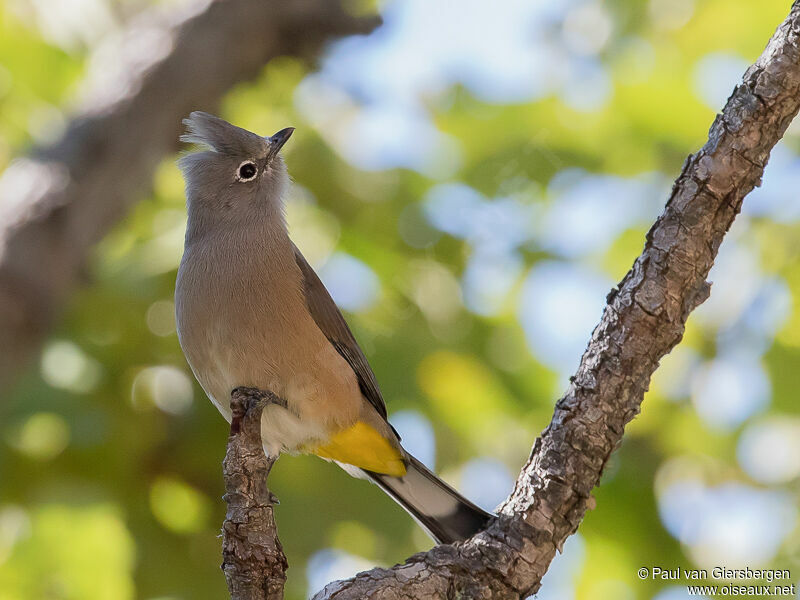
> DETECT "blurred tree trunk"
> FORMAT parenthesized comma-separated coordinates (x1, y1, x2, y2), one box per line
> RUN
(0, 0, 378, 396)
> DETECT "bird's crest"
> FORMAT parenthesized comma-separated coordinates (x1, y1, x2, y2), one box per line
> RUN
(180, 111, 267, 157)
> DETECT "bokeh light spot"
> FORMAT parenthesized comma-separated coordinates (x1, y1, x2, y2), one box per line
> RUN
(649, 0, 694, 30)
(458, 458, 513, 512)
(656, 458, 795, 567)
(737, 418, 800, 484)
(390, 410, 436, 470)
(0, 504, 135, 600)
(318, 252, 380, 312)
(690, 355, 769, 430)
(145, 300, 176, 337)
(6, 413, 70, 460)
(149, 476, 210, 534)
(692, 53, 749, 111)
(327, 521, 377, 559)
(518, 261, 611, 376)
(0, 505, 31, 566)
(306, 549, 375, 596)
(131, 366, 194, 415)
(40, 340, 102, 394)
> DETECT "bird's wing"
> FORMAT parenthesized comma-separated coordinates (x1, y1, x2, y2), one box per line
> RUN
(292, 244, 388, 421)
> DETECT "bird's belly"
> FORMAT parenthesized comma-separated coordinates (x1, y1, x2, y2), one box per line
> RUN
(184, 309, 362, 456)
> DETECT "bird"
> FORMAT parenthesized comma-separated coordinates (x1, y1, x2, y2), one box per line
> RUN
(174, 111, 492, 544)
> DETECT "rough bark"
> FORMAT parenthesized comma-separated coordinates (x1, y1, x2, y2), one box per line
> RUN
(223, 387, 288, 600)
(308, 3, 800, 599)
(0, 0, 378, 395)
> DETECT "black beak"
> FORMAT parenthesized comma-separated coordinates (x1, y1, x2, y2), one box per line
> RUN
(267, 127, 294, 159)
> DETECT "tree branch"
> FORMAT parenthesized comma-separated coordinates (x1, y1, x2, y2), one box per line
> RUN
(0, 0, 378, 395)
(223, 387, 288, 600)
(310, 3, 800, 599)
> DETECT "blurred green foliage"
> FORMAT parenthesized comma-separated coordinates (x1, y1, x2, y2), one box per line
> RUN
(1, 0, 800, 599)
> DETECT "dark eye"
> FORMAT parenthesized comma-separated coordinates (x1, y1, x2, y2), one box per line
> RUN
(237, 161, 257, 181)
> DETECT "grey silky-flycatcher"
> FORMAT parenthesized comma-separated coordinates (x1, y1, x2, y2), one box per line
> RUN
(174, 112, 491, 544)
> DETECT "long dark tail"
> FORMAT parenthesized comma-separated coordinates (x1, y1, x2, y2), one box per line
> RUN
(364, 454, 493, 545)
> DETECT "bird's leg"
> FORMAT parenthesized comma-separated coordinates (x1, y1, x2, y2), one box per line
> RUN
(229, 386, 287, 435)
(232, 386, 288, 409)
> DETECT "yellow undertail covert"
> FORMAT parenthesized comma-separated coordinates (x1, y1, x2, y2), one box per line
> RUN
(311, 421, 407, 477)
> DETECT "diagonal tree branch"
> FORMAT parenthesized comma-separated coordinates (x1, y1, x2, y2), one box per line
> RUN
(310, 3, 800, 599)
(0, 0, 378, 395)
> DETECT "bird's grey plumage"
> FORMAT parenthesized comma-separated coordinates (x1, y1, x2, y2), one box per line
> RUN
(175, 111, 492, 545)
(180, 111, 267, 157)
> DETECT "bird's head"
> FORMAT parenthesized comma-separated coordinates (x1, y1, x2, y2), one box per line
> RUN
(178, 112, 294, 235)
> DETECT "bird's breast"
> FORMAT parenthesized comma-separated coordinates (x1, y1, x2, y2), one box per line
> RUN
(175, 237, 362, 452)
